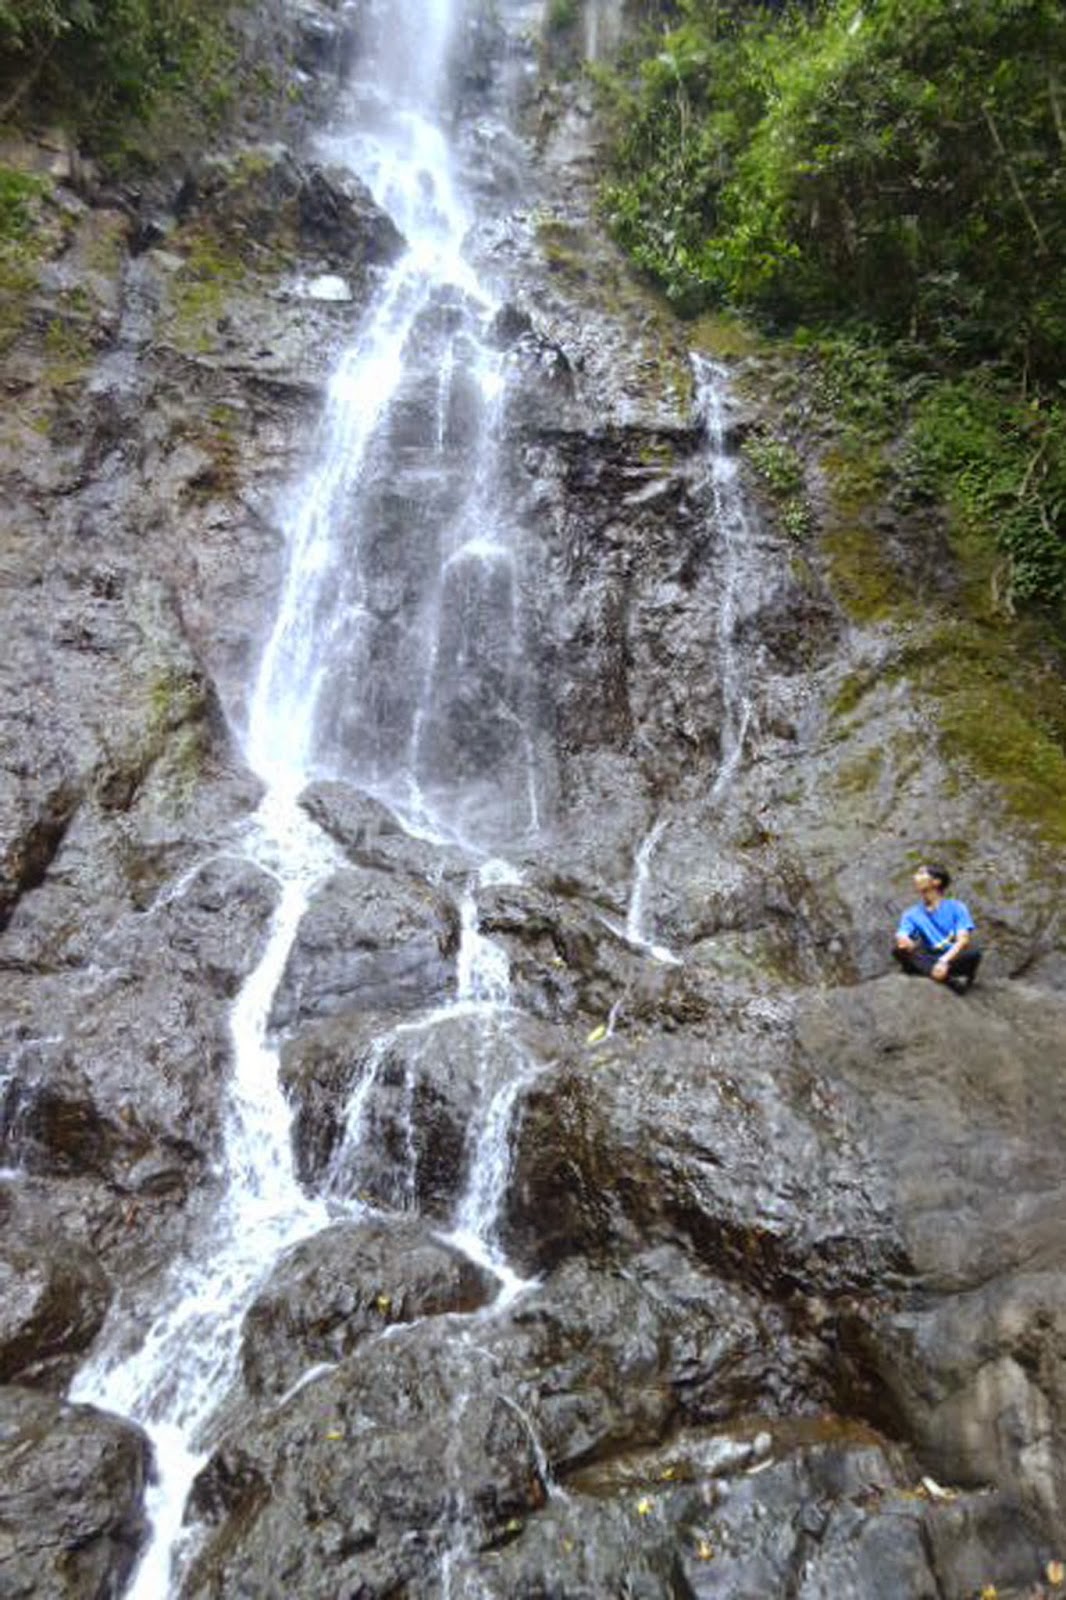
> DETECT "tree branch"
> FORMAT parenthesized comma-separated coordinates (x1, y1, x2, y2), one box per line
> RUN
(981, 103, 1049, 255)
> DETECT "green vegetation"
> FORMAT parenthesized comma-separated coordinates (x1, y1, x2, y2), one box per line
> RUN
(0, 165, 48, 349)
(545, 0, 579, 34)
(597, 0, 1066, 613)
(741, 431, 811, 538)
(0, 0, 244, 157)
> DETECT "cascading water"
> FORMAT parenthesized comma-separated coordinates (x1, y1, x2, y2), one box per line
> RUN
(611, 356, 761, 963)
(694, 353, 759, 801)
(66, 9, 768, 1593)
(72, 5, 548, 1593)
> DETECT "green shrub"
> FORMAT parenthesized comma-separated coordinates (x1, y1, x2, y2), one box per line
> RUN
(0, 0, 242, 153)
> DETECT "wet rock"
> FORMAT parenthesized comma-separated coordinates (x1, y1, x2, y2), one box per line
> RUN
(300, 778, 470, 881)
(450, 1424, 1047, 1599)
(283, 1008, 547, 1221)
(799, 975, 1066, 1529)
(297, 165, 406, 267)
(185, 148, 405, 272)
(501, 1008, 904, 1294)
(185, 1327, 548, 1599)
(0, 1183, 112, 1389)
(0, 853, 277, 1225)
(241, 1216, 498, 1397)
(476, 1250, 839, 1479)
(269, 865, 460, 1030)
(0, 1385, 150, 1600)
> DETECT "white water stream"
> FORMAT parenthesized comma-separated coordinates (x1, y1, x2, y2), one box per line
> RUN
(695, 353, 757, 802)
(64, 10, 762, 1595)
(70, 4, 542, 1592)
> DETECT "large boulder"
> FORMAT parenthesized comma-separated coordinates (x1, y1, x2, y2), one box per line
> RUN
(241, 1216, 498, 1397)
(184, 1326, 548, 1599)
(798, 975, 1066, 1530)
(281, 1007, 553, 1224)
(500, 1000, 903, 1291)
(269, 866, 460, 1030)
(0, 1385, 151, 1600)
(0, 1183, 112, 1389)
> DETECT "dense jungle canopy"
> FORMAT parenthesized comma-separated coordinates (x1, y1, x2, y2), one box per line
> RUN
(597, 0, 1066, 610)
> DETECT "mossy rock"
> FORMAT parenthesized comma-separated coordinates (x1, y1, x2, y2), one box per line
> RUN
(821, 522, 905, 624)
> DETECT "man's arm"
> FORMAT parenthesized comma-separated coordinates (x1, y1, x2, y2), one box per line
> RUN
(932, 927, 971, 980)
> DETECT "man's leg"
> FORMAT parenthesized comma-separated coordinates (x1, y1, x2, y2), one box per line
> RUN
(947, 946, 982, 990)
(893, 945, 936, 977)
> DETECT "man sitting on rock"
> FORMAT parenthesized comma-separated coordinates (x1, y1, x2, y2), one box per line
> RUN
(893, 864, 982, 992)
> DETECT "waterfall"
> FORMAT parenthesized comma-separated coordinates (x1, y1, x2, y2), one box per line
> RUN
(693, 354, 758, 802)
(70, 790, 337, 1598)
(70, 7, 549, 1592)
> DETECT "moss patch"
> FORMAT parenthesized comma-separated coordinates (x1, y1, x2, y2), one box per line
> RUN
(742, 432, 811, 539)
(169, 227, 248, 352)
(822, 522, 904, 624)
(688, 311, 765, 361)
(0, 165, 52, 352)
(821, 434, 892, 516)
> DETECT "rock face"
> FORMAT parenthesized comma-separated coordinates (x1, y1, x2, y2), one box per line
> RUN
(1, 0, 1065, 1597)
(0, 1386, 151, 1599)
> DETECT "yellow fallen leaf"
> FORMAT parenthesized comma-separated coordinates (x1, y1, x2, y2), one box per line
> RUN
(635, 1496, 653, 1516)
(694, 1538, 714, 1560)
(586, 1024, 608, 1046)
(375, 1293, 392, 1315)
(659, 1465, 676, 1481)
(562, 1538, 575, 1554)
(325, 1430, 344, 1441)
(1048, 1560, 1065, 1588)
(980, 1587, 998, 1600)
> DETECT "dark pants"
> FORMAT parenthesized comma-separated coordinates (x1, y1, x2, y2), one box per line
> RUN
(893, 943, 982, 990)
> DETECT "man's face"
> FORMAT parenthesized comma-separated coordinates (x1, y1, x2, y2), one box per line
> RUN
(914, 868, 937, 896)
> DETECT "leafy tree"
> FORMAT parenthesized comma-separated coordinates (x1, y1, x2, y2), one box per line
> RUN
(599, 0, 1066, 606)
(0, 0, 237, 143)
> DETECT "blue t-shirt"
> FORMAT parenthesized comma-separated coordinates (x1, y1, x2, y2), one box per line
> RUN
(897, 897, 975, 954)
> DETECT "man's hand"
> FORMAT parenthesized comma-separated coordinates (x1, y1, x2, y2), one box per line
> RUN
(932, 958, 950, 981)
(896, 933, 916, 951)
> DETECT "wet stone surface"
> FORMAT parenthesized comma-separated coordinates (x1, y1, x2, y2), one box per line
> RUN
(0, 1, 1065, 1596)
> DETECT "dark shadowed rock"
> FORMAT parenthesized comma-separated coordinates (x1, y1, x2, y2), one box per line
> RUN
(429, 1422, 1049, 1599)
(269, 866, 460, 1030)
(300, 778, 470, 880)
(283, 1007, 552, 1222)
(241, 1216, 498, 1397)
(501, 1005, 904, 1293)
(0, 1385, 150, 1600)
(185, 1326, 548, 1599)
(475, 1251, 840, 1479)
(297, 165, 406, 267)
(1, 854, 278, 1192)
(0, 1182, 112, 1389)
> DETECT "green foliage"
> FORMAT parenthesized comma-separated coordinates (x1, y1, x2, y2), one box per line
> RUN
(545, 0, 579, 34)
(741, 431, 811, 537)
(0, 166, 46, 238)
(598, 0, 1066, 609)
(0, 165, 49, 350)
(0, 0, 240, 152)
(600, 0, 1066, 374)
(904, 380, 1066, 606)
